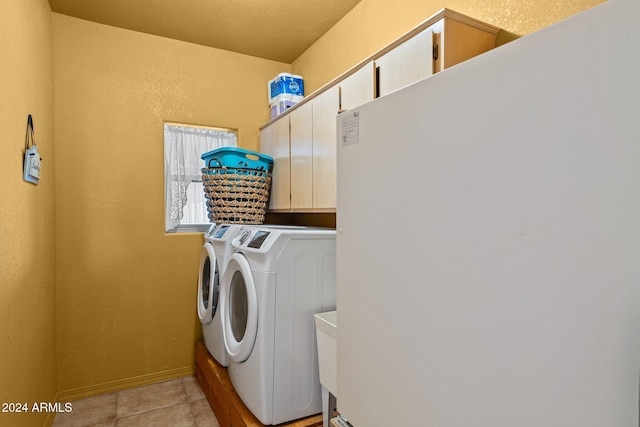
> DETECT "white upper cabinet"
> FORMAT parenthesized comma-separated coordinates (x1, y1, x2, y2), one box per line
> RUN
(312, 86, 340, 209)
(375, 28, 434, 97)
(260, 116, 290, 211)
(289, 101, 313, 210)
(261, 87, 340, 212)
(375, 11, 499, 97)
(260, 9, 499, 213)
(338, 62, 375, 112)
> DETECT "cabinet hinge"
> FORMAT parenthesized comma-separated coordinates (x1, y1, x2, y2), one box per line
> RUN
(432, 43, 439, 61)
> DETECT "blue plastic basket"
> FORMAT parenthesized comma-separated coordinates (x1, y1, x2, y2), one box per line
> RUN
(201, 147, 273, 173)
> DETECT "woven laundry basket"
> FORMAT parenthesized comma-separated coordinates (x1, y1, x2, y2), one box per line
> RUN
(201, 167, 272, 224)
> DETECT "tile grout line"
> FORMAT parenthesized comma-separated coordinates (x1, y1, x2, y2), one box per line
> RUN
(115, 387, 121, 422)
(183, 377, 200, 426)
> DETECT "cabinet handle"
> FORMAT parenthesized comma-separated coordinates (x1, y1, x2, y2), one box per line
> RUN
(433, 43, 439, 61)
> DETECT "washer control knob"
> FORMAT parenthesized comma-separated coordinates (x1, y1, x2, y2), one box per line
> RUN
(239, 230, 251, 244)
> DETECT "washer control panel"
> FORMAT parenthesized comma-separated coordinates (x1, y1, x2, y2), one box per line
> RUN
(234, 228, 274, 251)
(213, 224, 230, 238)
(247, 231, 270, 249)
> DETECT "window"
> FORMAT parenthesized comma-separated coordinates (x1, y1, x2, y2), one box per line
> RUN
(164, 122, 237, 232)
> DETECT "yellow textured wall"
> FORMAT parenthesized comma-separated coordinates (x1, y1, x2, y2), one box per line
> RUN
(292, 0, 607, 93)
(52, 14, 288, 397)
(0, 0, 57, 426)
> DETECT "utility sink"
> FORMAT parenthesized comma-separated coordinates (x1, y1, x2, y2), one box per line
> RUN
(315, 311, 337, 427)
(315, 310, 337, 396)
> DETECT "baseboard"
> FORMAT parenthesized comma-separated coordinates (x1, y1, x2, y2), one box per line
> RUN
(57, 365, 195, 401)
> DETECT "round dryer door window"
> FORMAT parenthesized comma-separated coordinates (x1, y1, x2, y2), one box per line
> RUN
(221, 253, 257, 363)
(229, 271, 249, 342)
(197, 243, 219, 324)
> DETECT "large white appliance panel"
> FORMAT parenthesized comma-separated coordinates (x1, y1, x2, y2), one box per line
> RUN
(336, 1, 640, 426)
(273, 238, 337, 421)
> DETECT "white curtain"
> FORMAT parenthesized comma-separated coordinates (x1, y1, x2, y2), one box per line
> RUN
(164, 124, 237, 231)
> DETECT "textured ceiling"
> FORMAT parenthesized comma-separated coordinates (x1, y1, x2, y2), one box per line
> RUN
(48, 0, 361, 63)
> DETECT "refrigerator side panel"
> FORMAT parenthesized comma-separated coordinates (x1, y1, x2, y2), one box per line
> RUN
(337, 0, 640, 426)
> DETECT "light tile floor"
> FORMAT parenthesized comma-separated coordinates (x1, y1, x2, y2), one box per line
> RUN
(52, 376, 219, 427)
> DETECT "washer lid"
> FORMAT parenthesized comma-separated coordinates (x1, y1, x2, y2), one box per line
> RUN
(221, 253, 258, 363)
(197, 242, 219, 324)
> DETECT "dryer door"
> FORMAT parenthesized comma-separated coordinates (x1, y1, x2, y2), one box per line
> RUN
(197, 242, 219, 324)
(221, 253, 258, 363)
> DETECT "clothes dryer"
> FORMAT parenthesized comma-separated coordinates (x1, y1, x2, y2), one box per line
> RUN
(197, 223, 244, 366)
(219, 226, 337, 425)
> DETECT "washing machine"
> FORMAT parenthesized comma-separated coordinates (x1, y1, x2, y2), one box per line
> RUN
(219, 226, 337, 425)
(197, 223, 244, 366)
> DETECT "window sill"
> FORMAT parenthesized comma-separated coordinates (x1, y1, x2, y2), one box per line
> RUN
(166, 224, 212, 234)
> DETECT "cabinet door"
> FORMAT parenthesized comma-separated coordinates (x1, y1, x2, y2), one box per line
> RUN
(312, 86, 340, 209)
(375, 27, 435, 97)
(289, 102, 313, 210)
(339, 61, 374, 112)
(260, 117, 290, 211)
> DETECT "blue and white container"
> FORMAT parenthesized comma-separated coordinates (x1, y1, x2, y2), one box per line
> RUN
(270, 96, 298, 119)
(268, 73, 304, 103)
